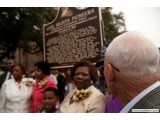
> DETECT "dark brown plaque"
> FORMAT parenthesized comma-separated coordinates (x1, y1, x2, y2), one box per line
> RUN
(43, 7, 103, 69)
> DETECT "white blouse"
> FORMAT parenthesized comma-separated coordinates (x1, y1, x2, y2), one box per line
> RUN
(0, 78, 35, 113)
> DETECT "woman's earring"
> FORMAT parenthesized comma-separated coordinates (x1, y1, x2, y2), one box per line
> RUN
(22, 75, 25, 78)
(91, 81, 93, 84)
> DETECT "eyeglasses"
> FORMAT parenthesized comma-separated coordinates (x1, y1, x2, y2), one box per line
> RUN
(110, 64, 120, 72)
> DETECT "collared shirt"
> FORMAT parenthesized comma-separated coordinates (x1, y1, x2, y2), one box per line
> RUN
(120, 81, 160, 113)
(5, 71, 13, 81)
(49, 74, 58, 85)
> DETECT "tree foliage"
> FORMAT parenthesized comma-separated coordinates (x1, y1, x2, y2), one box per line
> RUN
(102, 7, 126, 44)
(0, 7, 57, 60)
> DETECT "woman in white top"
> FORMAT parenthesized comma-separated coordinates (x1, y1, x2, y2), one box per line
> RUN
(0, 64, 35, 113)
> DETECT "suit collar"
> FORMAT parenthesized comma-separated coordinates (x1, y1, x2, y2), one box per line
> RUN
(120, 81, 160, 113)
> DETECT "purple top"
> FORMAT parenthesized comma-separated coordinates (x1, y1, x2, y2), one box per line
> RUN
(105, 94, 123, 113)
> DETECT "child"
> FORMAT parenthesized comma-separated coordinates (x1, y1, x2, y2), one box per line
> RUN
(38, 87, 59, 113)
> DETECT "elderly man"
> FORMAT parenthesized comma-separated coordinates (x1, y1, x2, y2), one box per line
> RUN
(104, 32, 160, 113)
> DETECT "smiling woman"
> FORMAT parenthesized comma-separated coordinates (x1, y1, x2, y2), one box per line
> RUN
(31, 61, 57, 113)
(0, 64, 35, 113)
(60, 60, 106, 113)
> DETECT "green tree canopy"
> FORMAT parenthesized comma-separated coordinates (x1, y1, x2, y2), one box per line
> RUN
(102, 7, 126, 44)
(0, 7, 57, 60)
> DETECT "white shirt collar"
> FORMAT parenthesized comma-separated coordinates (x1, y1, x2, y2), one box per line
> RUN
(5, 71, 11, 81)
(120, 81, 160, 113)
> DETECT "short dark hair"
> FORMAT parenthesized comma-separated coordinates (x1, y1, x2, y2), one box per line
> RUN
(43, 87, 59, 97)
(71, 60, 98, 83)
(11, 64, 26, 75)
(5, 59, 16, 64)
(35, 61, 51, 75)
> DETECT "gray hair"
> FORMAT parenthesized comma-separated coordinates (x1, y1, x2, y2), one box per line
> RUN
(105, 32, 160, 77)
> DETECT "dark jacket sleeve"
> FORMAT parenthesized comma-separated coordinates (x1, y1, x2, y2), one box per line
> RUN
(0, 72, 7, 89)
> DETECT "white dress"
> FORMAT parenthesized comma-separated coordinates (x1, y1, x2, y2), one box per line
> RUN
(0, 78, 35, 113)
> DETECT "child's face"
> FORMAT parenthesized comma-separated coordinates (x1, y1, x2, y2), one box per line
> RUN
(43, 91, 58, 111)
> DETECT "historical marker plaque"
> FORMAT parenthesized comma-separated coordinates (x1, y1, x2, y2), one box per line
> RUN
(43, 7, 103, 69)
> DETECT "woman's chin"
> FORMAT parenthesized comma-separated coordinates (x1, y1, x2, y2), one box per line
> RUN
(44, 106, 51, 110)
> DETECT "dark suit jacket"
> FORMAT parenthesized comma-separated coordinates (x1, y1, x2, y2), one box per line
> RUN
(129, 85, 160, 113)
(0, 72, 9, 89)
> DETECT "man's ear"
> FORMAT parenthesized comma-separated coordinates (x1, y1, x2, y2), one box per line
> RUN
(106, 64, 115, 85)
